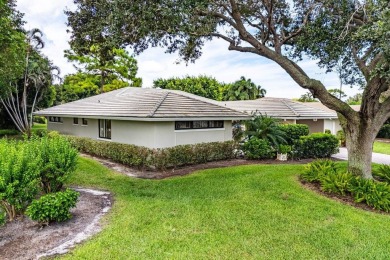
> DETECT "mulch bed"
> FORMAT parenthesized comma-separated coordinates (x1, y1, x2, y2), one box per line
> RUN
(300, 179, 389, 215)
(82, 153, 317, 179)
(0, 188, 112, 260)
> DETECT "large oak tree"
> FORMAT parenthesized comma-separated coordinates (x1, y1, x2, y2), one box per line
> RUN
(67, 0, 390, 178)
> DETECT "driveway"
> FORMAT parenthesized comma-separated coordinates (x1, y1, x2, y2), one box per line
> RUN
(332, 147, 390, 165)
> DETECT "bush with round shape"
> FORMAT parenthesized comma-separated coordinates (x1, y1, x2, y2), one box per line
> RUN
(242, 137, 274, 160)
(34, 136, 78, 193)
(279, 124, 309, 145)
(25, 189, 79, 226)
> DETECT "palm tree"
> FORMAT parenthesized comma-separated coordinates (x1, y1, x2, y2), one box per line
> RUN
(224, 76, 266, 101)
(1, 28, 58, 136)
(245, 114, 287, 148)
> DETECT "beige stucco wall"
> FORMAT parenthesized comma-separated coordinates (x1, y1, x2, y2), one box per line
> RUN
(48, 118, 98, 139)
(48, 117, 233, 148)
(296, 119, 325, 133)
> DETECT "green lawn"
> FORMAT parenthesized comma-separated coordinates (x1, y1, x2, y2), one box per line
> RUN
(63, 158, 390, 259)
(374, 141, 390, 155)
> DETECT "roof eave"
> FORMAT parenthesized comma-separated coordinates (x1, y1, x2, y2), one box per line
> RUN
(34, 112, 250, 121)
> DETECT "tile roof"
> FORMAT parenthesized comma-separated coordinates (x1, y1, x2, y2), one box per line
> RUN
(34, 87, 249, 120)
(220, 97, 338, 119)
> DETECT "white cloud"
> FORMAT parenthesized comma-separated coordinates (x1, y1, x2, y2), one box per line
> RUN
(16, 0, 360, 99)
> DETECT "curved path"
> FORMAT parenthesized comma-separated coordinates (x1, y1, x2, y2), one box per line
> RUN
(332, 147, 390, 165)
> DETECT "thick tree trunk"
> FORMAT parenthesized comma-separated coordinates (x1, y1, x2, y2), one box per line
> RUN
(342, 117, 377, 179)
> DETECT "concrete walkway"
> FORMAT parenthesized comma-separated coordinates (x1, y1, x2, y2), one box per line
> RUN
(332, 147, 390, 165)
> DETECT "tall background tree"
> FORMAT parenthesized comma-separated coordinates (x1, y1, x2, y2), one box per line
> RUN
(56, 47, 142, 104)
(224, 76, 266, 101)
(0, 1, 58, 134)
(66, 0, 390, 178)
(153, 75, 265, 101)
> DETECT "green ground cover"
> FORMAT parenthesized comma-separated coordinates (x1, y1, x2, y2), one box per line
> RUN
(62, 158, 390, 259)
(374, 141, 390, 155)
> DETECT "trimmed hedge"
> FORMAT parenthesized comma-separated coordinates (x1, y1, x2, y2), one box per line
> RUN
(279, 124, 309, 145)
(293, 133, 339, 159)
(0, 129, 19, 137)
(65, 136, 237, 170)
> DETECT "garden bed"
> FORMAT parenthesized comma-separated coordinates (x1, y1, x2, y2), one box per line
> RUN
(300, 179, 389, 215)
(0, 188, 112, 260)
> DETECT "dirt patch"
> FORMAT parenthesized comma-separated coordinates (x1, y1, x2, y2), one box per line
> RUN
(0, 188, 112, 260)
(300, 179, 389, 215)
(82, 153, 317, 179)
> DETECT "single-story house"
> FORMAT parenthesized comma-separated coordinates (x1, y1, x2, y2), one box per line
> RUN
(34, 87, 250, 148)
(220, 98, 343, 134)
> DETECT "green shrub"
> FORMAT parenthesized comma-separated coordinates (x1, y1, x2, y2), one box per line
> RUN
(26, 189, 79, 225)
(373, 165, 390, 183)
(33, 116, 47, 124)
(324, 129, 331, 134)
(336, 130, 346, 147)
(35, 136, 78, 193)
(320, 171, 354, 196)
(33, 129, 48, 137)
(65, 136, 236, 170)
(0, 139, 41, 221)
(279, 124, 309, 145)
(245, 114, 287, 148)
(242, 137, 274, 160)
(301, 159, 337, 182)
(349, 178, 390, 212)
(293, 133, 339, 159)
(377, 124, 390, 139)
(278, 144, 291, 154)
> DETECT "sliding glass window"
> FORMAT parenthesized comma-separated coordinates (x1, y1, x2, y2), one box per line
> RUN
(99, 119, 111, 139)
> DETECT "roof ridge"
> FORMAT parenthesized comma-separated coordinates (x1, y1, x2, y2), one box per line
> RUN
(281, 99, 300, 116)
(148, 91, 169, 117)
(171, 90, 248, 116)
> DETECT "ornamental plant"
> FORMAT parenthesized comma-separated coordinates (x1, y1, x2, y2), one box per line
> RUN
(0, 139, 41, 221)
(26, 189, 79, 225)
(34, 136, 78, 193)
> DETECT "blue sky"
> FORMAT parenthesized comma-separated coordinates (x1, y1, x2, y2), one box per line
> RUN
(17, 0, 359, 99)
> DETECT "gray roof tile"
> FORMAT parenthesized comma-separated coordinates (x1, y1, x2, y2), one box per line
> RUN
(34, 87, 249, 120)
(220, 98, 338, 119)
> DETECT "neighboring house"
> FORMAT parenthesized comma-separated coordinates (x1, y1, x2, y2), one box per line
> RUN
(34, 87, 249, 148)
(221, 98, 343, 134)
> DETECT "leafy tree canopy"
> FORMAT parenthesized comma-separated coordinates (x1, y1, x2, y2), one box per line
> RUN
(153, 75, 229, 101)
(298, 92, 318, 102)
(154, 75, 266, 101)
(224, 76, 266, 101)
(65, 45, 142, 90)
(0, 0, 26, 96)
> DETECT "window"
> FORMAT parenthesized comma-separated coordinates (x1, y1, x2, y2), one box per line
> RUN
(82, 118, 88, 126)
(175, 121, 224, 130)
(49, 116, 63, 123)
(73, 118, 79, 125)
(99, 119, 111, 139)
